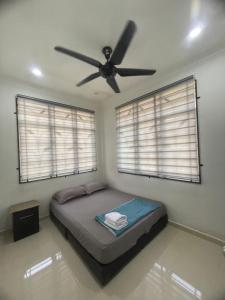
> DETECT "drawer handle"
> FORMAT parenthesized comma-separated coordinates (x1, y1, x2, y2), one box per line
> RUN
(20, 214, 34, 220)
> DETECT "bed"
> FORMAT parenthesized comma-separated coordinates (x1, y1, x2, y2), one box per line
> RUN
(50, 187, 168, 285)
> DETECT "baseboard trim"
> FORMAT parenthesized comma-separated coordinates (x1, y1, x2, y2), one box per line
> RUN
(169, 219, 225, 246)
(40, 214, 49, 221)
(0, 227, 7, 234)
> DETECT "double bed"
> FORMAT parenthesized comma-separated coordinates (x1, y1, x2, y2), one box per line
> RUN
(50, 187, 168, 285)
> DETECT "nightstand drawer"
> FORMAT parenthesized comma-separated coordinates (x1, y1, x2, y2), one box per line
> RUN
(13, 206, 39, 241)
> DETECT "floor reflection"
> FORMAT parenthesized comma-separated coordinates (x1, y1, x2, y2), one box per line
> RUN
(171, 273, 201, 299)
(24, 251, 63, 279)
(149, 262, 202, 299)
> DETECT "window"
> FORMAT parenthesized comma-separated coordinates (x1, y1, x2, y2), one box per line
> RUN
(16, 95, 97, 183)
(116, 77, 201, 183)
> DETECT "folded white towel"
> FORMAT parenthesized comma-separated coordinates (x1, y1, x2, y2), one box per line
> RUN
(106, 218, 126, 227)
(105, 212, 127, 223)
(104, 219, 128, 230)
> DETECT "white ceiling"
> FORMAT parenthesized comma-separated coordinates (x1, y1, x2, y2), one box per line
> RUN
(0, 0, 225, 101)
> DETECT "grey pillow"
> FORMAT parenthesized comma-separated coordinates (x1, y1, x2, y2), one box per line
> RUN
(52, 185, 86, 204)
(84, 181, 106, 195)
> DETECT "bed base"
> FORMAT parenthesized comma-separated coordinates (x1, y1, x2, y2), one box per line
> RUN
(50, 211, 168, 285)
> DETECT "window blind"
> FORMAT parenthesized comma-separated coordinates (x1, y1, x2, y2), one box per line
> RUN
(16, 96, 97, 183)
(116, 77, 200, 183)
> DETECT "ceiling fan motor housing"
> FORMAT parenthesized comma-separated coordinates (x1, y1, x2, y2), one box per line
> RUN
(99, 62, 117, 78)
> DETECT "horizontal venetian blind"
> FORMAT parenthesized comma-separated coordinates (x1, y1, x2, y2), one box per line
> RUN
(17, 96, 97, 183)
(116, 77, 200, 183)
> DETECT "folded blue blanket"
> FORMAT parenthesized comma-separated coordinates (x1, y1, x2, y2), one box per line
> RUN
(95, 197, 161, 237)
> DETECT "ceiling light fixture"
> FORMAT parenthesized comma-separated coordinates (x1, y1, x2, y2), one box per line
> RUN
(188, 26, 203, 40)
(31, 67, 43, 78)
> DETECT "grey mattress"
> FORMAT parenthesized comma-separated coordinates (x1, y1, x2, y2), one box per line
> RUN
(50, 188, 166, 264)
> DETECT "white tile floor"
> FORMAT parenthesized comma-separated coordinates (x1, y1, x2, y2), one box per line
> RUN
(0, 219, 224, 300)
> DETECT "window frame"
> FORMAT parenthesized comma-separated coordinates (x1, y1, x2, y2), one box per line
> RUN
(115, 76, 202, 184)
(15, 94, 97, 184)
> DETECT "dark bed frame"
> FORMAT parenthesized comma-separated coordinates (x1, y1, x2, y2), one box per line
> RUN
(50, 211, 168, 285)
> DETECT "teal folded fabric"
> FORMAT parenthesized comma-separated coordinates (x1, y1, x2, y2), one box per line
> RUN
(95, 197, 161, 237)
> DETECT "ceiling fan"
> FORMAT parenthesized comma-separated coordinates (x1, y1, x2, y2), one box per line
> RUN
(54, 20, 156, 93)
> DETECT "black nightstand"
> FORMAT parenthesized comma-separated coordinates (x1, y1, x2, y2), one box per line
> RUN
(9, 200, 40, 241)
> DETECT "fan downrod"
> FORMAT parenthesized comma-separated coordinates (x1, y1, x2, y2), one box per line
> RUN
(102, 46, 112, 61)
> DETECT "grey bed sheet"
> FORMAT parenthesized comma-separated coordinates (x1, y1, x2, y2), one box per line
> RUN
(50, 188, 166, 264)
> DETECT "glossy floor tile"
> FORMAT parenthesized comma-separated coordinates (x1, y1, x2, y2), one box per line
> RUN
(0, 219, 224, 300)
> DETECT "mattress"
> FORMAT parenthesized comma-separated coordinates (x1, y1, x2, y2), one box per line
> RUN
(50, 188, 166, 264)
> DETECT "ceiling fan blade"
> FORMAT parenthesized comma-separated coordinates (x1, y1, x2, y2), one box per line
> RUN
(117, 68, 156, 77)
(110, 20, 137, 66)
(106, 76, 120, 93)
(76, 72, 101, 87)
(54, 46, 102, 68)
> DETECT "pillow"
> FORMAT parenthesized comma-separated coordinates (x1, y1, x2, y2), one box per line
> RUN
(52, 185, 86, 204)
(84, 181, 106, 195)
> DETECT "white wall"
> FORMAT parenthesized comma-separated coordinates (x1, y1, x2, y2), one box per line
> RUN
(0, 76, 104, 231)
(102, 49, 225, 240)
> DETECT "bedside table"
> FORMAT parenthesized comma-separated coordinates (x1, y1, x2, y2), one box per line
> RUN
(9, 200, 40, 241)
